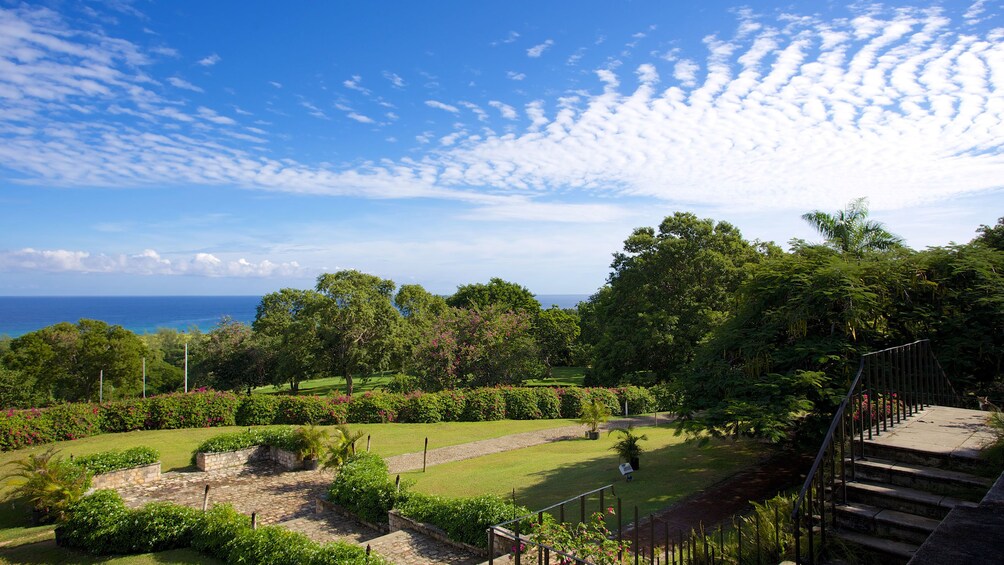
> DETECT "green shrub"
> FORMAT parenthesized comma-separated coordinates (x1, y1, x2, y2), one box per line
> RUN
(190, 427, 298, 465)
(275, 396, 331, 425)
(146, 390, 238, 429)
(587, 388, 621, 417)
(616, 386, 657, 415)
(399, 392, 442, 423)
(534, 387, 562, 419)
(223, 524, 317, 564)
(436, 390, 467, 421)
(44, 403, 102, 442)
(463, 388, 506, 421)
(398, 493, 533, 549)
(0, 408, 54, 451)
(650, 382, 684, 412)
(74, 446, 159, 475)
(236, 394, 280, 426)
(557, 388, 589, 418)
(503, 387, 542, 420)
(347, 391, 404, 423)
(123, 502, 201, 553)
(190, 504, 252, 562)
(98, 399, 150, 433)
(328, 452, 404, 524)
(385, 373, 421, 394)
(56, 489, 130, 554)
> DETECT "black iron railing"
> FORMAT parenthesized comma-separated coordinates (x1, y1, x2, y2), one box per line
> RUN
(790, 339, 963, 564)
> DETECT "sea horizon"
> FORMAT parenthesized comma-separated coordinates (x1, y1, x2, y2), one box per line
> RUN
(0, 294, 591, 337)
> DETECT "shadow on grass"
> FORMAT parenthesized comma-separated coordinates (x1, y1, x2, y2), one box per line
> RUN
(510, 430, 767, 520)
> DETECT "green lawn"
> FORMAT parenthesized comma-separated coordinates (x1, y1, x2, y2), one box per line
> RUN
(0, 540, 221, 564)
(0, 419, 580, 477)
(404, 423, 765, 519)
(253, 367, 588, 395)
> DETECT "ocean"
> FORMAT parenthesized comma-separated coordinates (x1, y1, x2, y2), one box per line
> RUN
(0, 294, 590, 337)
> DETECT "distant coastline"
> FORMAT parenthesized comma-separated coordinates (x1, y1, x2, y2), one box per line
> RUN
(0, 294, 591, 337)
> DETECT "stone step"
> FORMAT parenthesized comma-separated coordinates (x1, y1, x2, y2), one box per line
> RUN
(862, 440, 987, 474)
(365, 529, 482, 565)
(276, 511, 381, 545)
(849, 457, 992, 501)
(844, 481, 978, 520)
(831, 529, 918, 564)
(834, 502, 939, 545)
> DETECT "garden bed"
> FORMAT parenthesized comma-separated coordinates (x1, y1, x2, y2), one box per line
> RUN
(195, 445, 303, 472)
(89, 462, 161, 490)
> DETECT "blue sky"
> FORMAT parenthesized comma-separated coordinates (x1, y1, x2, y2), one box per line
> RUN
(1, 0, 1002, 296)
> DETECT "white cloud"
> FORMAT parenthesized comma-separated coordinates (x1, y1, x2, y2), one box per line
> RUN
(268, 81, 282, 88)
(425, 100, 459, 113)
(507, 71, 527, 81)
(527, 39, 554, 58)
(673, 59, 699, 86)
(502, 31, 520, 44)
(197, 53, 221, 66)
(347, 112, 374, 123)
(459, 101, 488, 122)
(488, 100, 518, 119)
(0, 248, 305, 277)
(167, 76, 203, 92)
(343, 75, 371, 95)
(299, 100, 328, 119)
(382, 71, 405, 88)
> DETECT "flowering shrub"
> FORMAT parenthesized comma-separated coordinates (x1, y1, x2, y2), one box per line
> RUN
(45, 403, 102, 442)
(437, 389, 467, 421)
(0, 408, 54, 451)
(853, 392, 903, 424)
(146, 391, 238, 429)
(557, 388, 589, 418)
(533, 387, 562, 420)
(530, 508, 632, 564)
(503, 387, 542, 420)
(399, 392, 443, 423)
(615, 386, 657, 415)
(235, 395, 279, 426)
(273, 395, 332, 425)
(587, 388, 622, 417)
(463, 388, 506, 421)
(347, 391, 404, 423)
(98, 399, 149, 433)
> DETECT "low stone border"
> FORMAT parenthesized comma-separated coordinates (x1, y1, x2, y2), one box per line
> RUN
(388, 510, 487, 557)
(89, 462, 161, 490)
(196, 445, 305, 472)
(316, 497, 388, 534)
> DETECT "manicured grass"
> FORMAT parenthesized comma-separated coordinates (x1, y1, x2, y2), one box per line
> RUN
(524, 366, 587, 387)
(404, 423, 765, 519)
(0, 419, 580, 478)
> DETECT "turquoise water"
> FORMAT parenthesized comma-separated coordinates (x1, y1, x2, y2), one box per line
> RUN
(0, 294, 589, 337)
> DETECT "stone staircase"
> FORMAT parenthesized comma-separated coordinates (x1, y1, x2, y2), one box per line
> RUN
(830, 437, 993, 563)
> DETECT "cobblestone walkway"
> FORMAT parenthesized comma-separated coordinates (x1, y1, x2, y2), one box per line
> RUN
(366, 530, 482, 565)
(278, 511, 379, 544)
(116, 463, 334, 524)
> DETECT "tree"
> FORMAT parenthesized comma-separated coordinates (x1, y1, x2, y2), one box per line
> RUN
(253, 288, 324, 392)
(801, 197, 903, 255)
(3, 320, 146, 402)
(585, 213, 774, 384)
(195, 318, 273, 394)
(413, 305, 544, 390)
(313, 270, 402, 395)
(447, 277, 541, 316)
(140, 328, 190, 395)
(535, 306, 580, 372)
(393, 284, 448, 373)
(974, 216, 1004, 251)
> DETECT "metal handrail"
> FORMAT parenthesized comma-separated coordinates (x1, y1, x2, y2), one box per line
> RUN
(790, 339, 964, 564)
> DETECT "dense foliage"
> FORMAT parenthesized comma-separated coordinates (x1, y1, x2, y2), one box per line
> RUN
(398, 493, 533, 549)
(327, 452, 404, 524)
(74, 446, 159, 475)
(57, 491, 384, 563)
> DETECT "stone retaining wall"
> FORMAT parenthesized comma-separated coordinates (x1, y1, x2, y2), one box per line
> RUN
(388, 510, 487, 557)
(196, 445, 304, 472)
(89, 462, 161, 490)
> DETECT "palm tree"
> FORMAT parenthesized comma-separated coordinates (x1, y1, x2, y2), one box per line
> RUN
(801, 197, 903, 256)
(323, 425, 365, 471)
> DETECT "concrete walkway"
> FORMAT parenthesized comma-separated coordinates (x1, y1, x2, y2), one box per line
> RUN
(864, 405, 995, 459)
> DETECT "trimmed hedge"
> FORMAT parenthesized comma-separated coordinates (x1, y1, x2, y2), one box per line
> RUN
(327, 452, 405, 524)
(2, 385, 660, 451)
(74, 446, 159, 475)
(398, 493, 534, 549)
(57, 491, 382, 564)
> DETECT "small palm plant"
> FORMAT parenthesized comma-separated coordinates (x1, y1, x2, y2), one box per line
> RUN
(323, 425, 365, 471)
(2, 447, 91, 524)
(294, 425, 329, 469)
(579, 398, 611, 439)
(609, 426, 648, 470)
(982, 409, 1004, 470)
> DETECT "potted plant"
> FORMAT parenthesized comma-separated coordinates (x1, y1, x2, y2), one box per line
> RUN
(294, 425, 329, 470)
(609, 426, 648, 470)
(579, 398, 611, 440)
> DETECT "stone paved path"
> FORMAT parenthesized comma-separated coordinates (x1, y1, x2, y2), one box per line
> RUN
(366, 530, 482, 565)
(279, 511, 379, 544)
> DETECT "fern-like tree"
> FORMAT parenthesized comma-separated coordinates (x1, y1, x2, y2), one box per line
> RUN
(801, 197, 903, 256)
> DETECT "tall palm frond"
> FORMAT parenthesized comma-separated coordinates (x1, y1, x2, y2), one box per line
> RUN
(801, 197, 903, 255)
